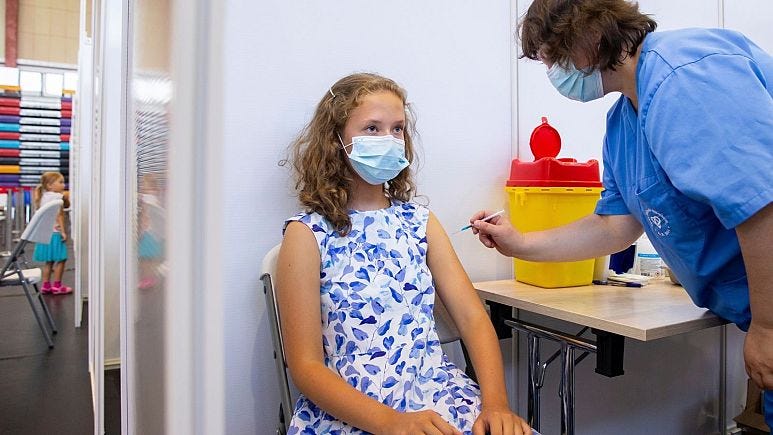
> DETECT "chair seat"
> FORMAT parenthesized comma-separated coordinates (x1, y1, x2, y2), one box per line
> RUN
(1, 267, 42, 285)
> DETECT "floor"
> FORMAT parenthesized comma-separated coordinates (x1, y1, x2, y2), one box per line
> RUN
(0, 260, 121, 435)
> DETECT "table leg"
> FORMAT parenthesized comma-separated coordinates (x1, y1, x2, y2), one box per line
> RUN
(560, 343, 575, 435)
(527, 334, 541, 431)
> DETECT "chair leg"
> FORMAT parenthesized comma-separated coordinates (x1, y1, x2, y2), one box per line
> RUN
(21, 281, 54, 348)
(33, 282, 58, 334)
(278, 403, 287, 435)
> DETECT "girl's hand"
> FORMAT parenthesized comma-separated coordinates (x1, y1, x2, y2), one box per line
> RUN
(472, 406, 532, 435)
(378, 410, 462, 435)
(60, 232, 68, 242)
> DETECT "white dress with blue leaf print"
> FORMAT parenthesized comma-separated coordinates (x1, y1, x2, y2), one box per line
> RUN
(284, 201, 482, 434)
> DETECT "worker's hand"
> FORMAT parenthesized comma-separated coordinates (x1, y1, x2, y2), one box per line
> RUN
(744, 322, 773, 390)
(472, 406, 532, 435)
(60, 232, 68, 242)
(469, 210, 524, 257)
(377, 410, 462, 435)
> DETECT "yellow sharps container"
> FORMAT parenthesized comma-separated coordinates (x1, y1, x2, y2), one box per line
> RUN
(506, 118, 603, 288)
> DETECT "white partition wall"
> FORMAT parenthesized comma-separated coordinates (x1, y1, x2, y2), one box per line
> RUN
(724, 0, 773, 52)
(84, 0, 129, 434)
(73, 1, 94, 329)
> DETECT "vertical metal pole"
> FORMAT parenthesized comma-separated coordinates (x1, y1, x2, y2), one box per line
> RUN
(5, 193, 10, 253)
(10, 189, 17, 232)
(14, 189, 24, 238)
(24, 189, 31, 226)
(560, 343, 575, 435)
(719, 325, 727, 434)
(527, 334, 541, 431)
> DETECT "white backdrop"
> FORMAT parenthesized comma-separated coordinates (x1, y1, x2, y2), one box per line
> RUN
(227, 2, 515, 432)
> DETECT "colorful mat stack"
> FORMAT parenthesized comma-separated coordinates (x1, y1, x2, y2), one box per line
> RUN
(0, 86, 71, 188)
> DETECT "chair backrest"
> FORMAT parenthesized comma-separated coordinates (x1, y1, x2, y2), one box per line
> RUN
(434, 295, 461, 344)
(261, 244, 293, 433)
(21, 199, 63, 244)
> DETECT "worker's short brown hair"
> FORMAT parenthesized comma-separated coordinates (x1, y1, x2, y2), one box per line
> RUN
(519, 0, 657, 71)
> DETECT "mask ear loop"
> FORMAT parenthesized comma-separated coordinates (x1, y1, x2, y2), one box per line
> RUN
(337, 133, 351, 149)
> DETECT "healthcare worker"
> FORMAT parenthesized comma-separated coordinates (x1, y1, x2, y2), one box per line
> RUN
(471, 0, 773, 426)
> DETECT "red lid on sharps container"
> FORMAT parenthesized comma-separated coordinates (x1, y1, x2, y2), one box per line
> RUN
(506, 117, 603, 187)
(530, 117, 561, 159)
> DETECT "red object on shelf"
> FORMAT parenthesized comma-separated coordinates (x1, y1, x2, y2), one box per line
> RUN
(61, 110, 72, 118)
(0, 106, 20, 115)
(61, 101, 72, 110)
(0, 149, 20, 157)
(0, 97, 21, 107)
(507, 117, 602, 188)
(60, 134, 70, 142)
(0, 132, 20, 140)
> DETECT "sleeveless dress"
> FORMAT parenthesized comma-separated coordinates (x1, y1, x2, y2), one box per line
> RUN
(32, 191, 67, 262)
(284, 201, 481, 434)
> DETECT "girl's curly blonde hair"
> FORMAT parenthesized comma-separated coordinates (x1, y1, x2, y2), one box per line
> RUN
(283, 73, 417, 235)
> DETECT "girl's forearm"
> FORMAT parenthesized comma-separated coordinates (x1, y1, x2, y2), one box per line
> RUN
(458, 314, 510, 409)
(289, 360, 398, 433)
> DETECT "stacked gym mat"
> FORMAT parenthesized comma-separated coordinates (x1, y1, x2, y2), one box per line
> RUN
(0, 86, 71, 188)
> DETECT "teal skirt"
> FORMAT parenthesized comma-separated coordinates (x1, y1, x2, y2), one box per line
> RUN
(138, 232, 163, 259)
(33, 232, 68, 263)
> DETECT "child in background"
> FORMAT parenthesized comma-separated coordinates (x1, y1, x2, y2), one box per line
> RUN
(32, 171, 71, 295)
(277, 73, 533, 435)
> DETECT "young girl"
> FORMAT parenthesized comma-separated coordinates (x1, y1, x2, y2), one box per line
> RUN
(32, 171, 71, 295)
(277, 73, 533, 435)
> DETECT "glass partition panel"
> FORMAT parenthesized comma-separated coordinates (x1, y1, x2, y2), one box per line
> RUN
(128, 0, 171, 432)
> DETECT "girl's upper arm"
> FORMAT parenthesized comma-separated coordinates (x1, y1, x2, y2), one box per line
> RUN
(275, 221, 326, 372)
(425, 211, 488, 331)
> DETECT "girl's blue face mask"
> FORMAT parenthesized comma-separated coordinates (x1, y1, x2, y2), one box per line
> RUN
(546, 62, 604, 102)
(339, 134, 409, 185)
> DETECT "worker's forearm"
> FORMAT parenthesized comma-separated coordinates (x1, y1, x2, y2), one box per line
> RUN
(289, 361, 397, 433)
(737, 204, 773, 327)
(520, 213, 642, 262)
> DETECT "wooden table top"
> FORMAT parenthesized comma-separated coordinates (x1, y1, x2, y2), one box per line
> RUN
(474, 279, 727, 341)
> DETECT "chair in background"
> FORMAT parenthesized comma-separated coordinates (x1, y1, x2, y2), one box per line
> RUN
(0, 199, 63, 348)
(261, 243, 476, 435)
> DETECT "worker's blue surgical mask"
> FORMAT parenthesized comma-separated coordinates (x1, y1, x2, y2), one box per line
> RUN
(339, 134, 409, 185)
(547, 62, 604, 102)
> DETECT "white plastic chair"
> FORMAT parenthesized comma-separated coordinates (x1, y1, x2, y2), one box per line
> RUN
(261, 244, 293, 435)
(260, 243, 475, 434)
(0, 199, 63, 348)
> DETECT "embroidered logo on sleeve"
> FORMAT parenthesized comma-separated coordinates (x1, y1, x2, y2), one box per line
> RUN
(645, 208, 671, 237)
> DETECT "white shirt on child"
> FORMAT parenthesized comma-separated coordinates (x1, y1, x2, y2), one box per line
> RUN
(39, 191, 63, 232)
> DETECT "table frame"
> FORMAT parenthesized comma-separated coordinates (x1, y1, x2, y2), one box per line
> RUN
(475, 279, 726, 435)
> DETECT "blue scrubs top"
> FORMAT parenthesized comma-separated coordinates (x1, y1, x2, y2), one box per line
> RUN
(595, 29, 773, 331)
